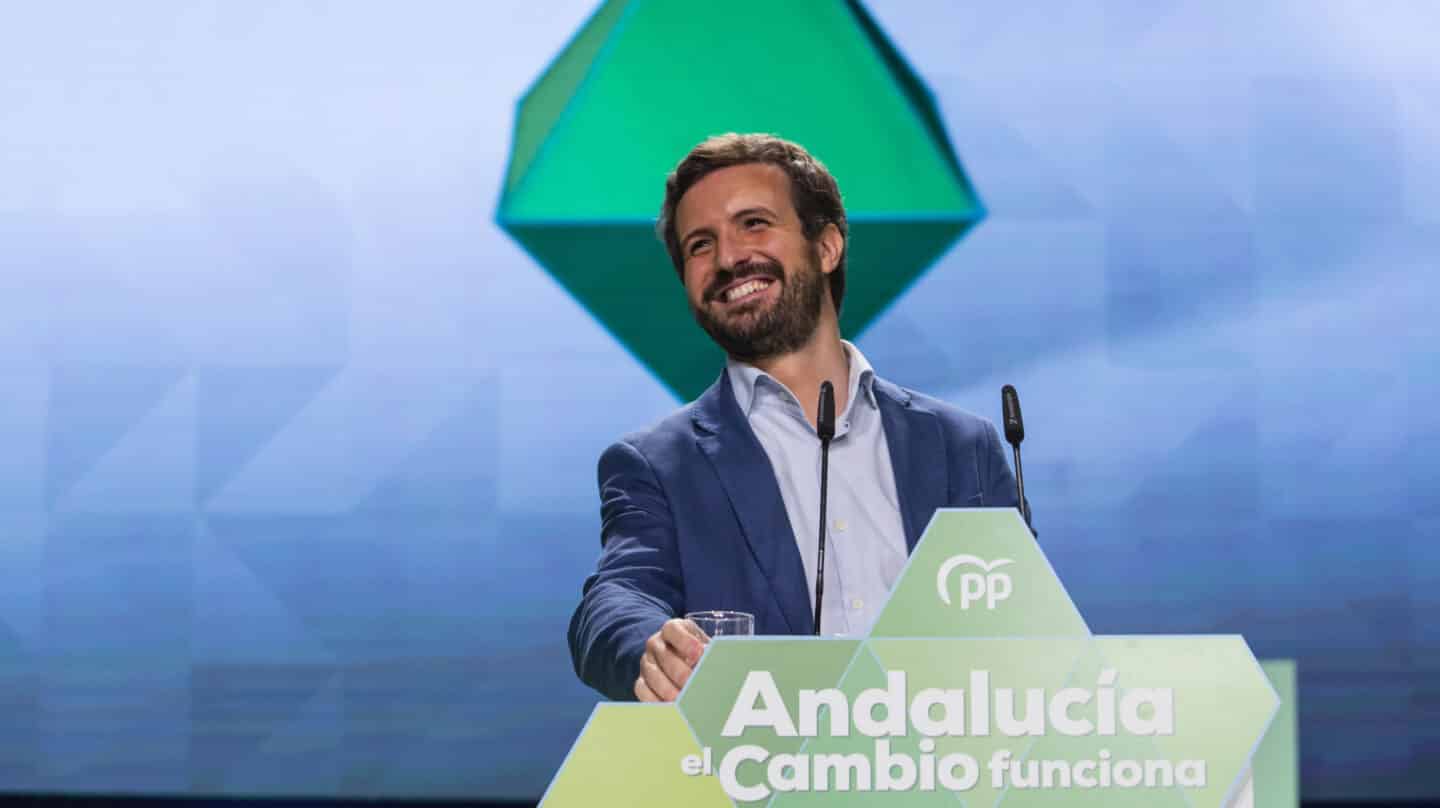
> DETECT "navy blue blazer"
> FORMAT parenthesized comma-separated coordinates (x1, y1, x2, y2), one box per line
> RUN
(567, 371, 1026, 701)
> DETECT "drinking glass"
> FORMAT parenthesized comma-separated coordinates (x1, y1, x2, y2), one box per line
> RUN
(685, 610, 754, 638)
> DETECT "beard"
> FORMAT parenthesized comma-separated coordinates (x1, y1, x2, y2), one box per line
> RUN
(691, 246, 826, 363)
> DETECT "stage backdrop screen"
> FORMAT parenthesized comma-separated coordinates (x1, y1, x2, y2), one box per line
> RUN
(0, 0, 1435, 800)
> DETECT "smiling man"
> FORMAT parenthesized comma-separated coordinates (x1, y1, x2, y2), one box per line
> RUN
(567, 133, 1027, 702)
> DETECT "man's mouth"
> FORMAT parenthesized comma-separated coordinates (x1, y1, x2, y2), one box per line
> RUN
(717, 277, 775, 305)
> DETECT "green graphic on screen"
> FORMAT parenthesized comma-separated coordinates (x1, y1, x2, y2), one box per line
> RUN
(497, 0, 984, 400)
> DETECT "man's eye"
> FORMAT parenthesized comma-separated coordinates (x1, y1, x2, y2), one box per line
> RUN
(744, 218, 768, 229)
(688, 239, 711, 255)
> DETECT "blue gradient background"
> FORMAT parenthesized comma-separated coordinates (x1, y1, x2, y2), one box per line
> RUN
(1, 0, 1437, 800)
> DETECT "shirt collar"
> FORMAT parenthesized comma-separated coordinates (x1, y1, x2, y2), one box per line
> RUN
(726, 340, 878, 417)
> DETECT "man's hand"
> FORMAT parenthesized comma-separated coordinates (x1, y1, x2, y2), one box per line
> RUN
(634, 618, 708, 702)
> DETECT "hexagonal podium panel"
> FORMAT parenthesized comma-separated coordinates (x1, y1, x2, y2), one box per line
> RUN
(542, 510, 1280, 807)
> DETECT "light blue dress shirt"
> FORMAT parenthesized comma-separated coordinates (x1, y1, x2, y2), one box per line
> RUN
(726, 341, 909, 636)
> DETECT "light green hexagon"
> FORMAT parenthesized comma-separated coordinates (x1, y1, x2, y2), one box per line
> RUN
(1254, 661, 1298, 807)
(1090, 636, 1278, 807)
(992, 638, 1191, 807)
(539, 702, 732, 808)
(867, 637, 1092, 808)
(770, 644, 960, 808)
(871, 509, 1089, 639)
(987, 636, 1277, 807)
(677, 637, 861, 807)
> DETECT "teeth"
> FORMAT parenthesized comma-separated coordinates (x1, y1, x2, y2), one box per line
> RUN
(725, 279, 770, 302)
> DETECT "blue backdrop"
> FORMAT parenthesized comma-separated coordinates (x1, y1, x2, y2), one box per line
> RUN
(0, 0, 1436, 800)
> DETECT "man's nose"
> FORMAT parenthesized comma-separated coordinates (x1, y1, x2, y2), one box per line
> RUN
(715, 231, 754, 271)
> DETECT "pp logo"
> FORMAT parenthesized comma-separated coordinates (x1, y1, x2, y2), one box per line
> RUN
(936, 555, 1015, 610)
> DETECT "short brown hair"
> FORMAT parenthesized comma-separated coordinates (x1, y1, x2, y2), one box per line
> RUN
(657, 133, 848, 313)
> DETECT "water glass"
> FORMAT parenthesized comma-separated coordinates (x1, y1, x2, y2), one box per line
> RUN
(686, 610, 754, 638)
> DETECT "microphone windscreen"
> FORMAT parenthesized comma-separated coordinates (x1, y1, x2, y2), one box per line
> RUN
(1001, 384, 1025, 444)
(817, 381, 836, 441)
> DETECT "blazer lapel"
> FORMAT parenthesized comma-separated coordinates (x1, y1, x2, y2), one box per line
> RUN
(874, 378, 949, 552)
(692, 373, 814, 634)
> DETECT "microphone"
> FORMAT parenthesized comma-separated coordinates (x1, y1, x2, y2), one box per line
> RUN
(813, 381, 836, 636)
(1000, 384, 1031, 525)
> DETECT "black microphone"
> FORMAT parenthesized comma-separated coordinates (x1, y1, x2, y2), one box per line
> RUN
(814, 380, 835, 636)
(1000, 384, 1031, 525)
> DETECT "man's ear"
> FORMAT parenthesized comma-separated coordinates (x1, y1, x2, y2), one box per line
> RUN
(817, 222, 844, 275)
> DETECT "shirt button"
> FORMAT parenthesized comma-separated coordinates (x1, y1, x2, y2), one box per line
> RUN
(833, 519, 848, 532)
(851, 598, 864, 610)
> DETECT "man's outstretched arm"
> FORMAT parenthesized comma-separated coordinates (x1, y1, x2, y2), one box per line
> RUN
(568, 439, 690, 701)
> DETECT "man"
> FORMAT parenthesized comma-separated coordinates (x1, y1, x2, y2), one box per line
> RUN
(567, 133, 1026, 703)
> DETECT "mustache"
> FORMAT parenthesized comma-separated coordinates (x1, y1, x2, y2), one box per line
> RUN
(704, 260, 784, 303)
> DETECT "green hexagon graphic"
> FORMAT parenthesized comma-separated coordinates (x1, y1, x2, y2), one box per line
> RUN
(678, 637, 861, 807)
(538, 703, 731, 808)
(870, 508, 1090, 639)
(770, 645, 958, 808)
(861, 637, 1093, 808)
(497, 0, 983, 400)
(545, 510, 1283, 807)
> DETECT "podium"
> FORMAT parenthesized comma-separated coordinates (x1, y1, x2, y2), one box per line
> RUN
(541, 509, 1297, 807)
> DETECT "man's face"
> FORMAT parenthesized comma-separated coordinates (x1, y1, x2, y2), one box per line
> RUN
(674, 162, 830, 362)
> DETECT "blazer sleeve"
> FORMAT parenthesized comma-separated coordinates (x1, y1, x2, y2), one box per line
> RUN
(567, 438, 684, 701)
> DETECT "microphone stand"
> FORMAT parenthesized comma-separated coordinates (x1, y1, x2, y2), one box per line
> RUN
(1010, 442, 1030, 525)
(814, 381, 835, 636)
